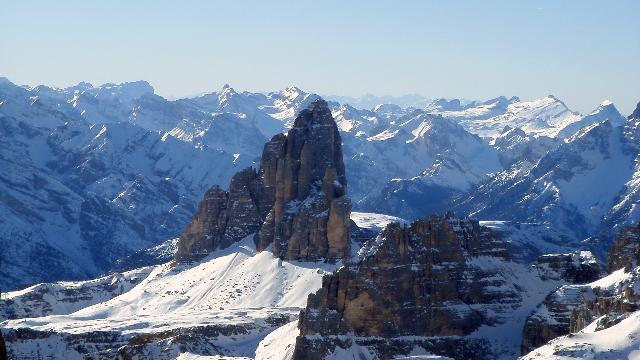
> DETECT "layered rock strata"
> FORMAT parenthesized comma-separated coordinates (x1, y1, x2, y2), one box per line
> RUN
(292, 214, 521, 360)
(606, 222, 640, 272)
(520, 252, 602, 354)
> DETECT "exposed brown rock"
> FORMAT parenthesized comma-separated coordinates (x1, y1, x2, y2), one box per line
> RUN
(175, 99, 351, 262)
(520, 280, 589, 355)
(174, 185, 230, 261)
(257, 99, 350, 261)
(293, 214, 516, 360)
(0, 331, 6, 360)
(606, 222, 640, 272)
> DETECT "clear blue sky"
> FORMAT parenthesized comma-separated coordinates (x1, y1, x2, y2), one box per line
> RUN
(1, 0, 638, 114)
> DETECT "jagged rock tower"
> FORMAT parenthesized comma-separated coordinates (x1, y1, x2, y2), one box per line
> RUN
(175, 99, 351, 262)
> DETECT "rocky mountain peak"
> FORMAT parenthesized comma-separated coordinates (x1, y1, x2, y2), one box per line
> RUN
(257, 99, 350, 260)
(282, 86, 305, 100)
(293, 215, 518, 359)
(630, 101, 640, 120)
(175, 99, 351, 262)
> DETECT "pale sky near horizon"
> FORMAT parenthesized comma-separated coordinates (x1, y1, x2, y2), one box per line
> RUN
(1, 0, 638, 114)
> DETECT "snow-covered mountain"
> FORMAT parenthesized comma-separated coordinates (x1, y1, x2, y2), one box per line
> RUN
(3, 94, 640, 360)
(344, 93, 628, 223)
(1, 75, 636, 292)
(456, 114, 637, 248)
(0, 210, 602, 360)
(1, 237, 336, 359)
(430, 94, 626, 141)
(354, 111, 503, 218)
(0, 80, 248, 290)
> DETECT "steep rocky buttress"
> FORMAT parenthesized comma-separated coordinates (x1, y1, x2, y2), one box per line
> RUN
(606, 222, 640, 272)
(175, 99, 351, 262)
(293, 214, 526, 360)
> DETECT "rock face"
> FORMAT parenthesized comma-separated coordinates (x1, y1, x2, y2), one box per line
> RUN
(0, 332, 6, 360)
(533, 252, 601, 283)
(175, 99, 351, 262)
(521, 224, 640, 356)
(606, 222, 640, 272)
(257, 99, 350, 261)
(293, 214, 523, 360)
(175, 168, 261, 261)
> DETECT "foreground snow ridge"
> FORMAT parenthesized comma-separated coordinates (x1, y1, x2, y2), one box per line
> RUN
(1, 236, 337, 359)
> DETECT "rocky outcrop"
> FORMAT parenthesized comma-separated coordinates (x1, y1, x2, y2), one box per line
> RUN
(175, 99, 351, 262)
(606, 222, 640, 272)
(520, 251, 601, 354)
(533, 251, 601, 283)
(521, 223, 640, 356)
(0, 331, 6, 360)
(174, 167, 262, 262)
(293, 214, 523, 360)
(521, 268, 640, 356)
(630, 101, 640, 120)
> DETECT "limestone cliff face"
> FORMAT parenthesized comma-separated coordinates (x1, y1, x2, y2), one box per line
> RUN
(175, 99, 350, 262)
(175, 168, 261, 261)
(521, 224, 640, 356)
(257, 99, 350, 261)
(293, 214, 518, 360)
(606, 222, 640, 272)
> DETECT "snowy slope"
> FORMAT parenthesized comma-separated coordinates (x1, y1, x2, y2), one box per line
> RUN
(522, 313, 640, 360)
(436, 95, 624, 141)
(1, 267, 154, 320)
(1, 236, 337, 359)
(522, 268, 640, 360)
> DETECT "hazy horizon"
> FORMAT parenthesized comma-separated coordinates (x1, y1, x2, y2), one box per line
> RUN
(1, 0, 638, 114)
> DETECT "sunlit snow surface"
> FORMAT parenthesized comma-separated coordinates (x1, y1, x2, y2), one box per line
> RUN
(350, 211, 407, 230)
(522, 268, 640, 360)
(0, 212, 608, 359)
(1, 236, 338, 359)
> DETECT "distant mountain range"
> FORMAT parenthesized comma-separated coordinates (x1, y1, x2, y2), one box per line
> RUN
(0, 77, 636, 291)
(2, 93, 640, 360)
